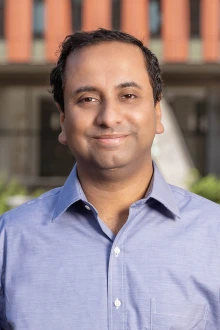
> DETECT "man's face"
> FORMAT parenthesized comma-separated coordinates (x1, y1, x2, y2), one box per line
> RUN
(59, 41, 164, 171)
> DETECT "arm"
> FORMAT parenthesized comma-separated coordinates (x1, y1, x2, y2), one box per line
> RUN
(0, 216, 8, 330)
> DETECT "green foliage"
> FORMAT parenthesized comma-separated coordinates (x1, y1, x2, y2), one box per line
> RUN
(0, 176, 44, 215)
(188, 169, 220, 204)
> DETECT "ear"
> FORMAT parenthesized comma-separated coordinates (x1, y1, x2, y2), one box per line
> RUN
(155, 102, 164, 135)
(56, 103, 68, 145)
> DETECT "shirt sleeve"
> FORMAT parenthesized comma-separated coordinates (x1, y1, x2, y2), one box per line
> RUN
(0, 215, 8, 329)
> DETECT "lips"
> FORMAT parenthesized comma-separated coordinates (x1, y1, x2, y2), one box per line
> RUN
(92, 134, 128, 146)
(93, 134, 127, 139)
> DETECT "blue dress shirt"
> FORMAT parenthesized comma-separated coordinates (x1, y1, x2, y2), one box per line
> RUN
(0, 163, 220, 330)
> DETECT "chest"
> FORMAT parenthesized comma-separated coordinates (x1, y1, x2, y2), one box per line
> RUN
(99, 214, 128, 235)
(3, 210, 220, 330)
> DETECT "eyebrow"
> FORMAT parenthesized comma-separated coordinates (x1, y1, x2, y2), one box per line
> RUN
(72, 81, 142, 96)
(116, 81, 142, 90)
(72, 86, 98, 96)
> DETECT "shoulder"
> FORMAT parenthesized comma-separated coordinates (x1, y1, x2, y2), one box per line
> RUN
(0, 187, 61, 230)
(169, 184, 220, 216)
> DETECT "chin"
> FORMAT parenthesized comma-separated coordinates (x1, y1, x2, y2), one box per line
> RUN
(94, 162, 126, 171)
(89, 157, 130, 171)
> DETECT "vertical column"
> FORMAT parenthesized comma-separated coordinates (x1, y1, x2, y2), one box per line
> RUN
(82, 0, 111, 31)
(201, 0, 219, 62)
(207, 90, 220, 175)
(121, 0, 149, 43)
(162, 0, 189, 62)
(45, 0, 72, 62)
(5, 0, 32, 62)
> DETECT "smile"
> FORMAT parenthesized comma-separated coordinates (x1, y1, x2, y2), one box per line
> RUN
(92, 134, 128, 146)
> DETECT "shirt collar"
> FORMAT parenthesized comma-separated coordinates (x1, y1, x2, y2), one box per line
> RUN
(147, 162, 181, 218)
(52, 165, 87, 221)
(52, 162, 181, 221)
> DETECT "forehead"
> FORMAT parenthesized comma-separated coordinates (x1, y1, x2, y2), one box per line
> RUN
(64, 41, 150, 86)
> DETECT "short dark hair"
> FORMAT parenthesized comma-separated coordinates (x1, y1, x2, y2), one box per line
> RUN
(50, 28, 162, 112)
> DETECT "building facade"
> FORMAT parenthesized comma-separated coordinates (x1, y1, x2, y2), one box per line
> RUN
(0, 0, 220, 188)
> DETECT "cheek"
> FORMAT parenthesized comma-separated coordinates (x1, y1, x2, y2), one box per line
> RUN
(64, 112, 85, 135)
(64, 112, 94, 152)
(129, 108, 156, 130)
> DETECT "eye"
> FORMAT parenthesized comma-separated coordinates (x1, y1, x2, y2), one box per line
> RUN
(79, 97, 97, 103)
(122, 94, 136, 99)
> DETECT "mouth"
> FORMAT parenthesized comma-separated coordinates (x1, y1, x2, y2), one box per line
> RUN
(92, 134, 128, 146)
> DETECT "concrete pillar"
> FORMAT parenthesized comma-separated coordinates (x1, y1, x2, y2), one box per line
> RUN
(207, 90, 220, 175)
(0, 87, 30, 176)
(162, 0, 189, 62)
(5, 0, 32, 62)
(201, 0, 219, 62)
(121, 0, 149, 43)
(45, 0, 72, 62)
(82, 0, 111, 30)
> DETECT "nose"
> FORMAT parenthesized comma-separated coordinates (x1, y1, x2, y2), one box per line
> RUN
(95, 100, 123, 128)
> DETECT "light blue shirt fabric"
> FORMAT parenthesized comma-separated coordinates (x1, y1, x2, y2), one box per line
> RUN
(0, 163, 220, 330)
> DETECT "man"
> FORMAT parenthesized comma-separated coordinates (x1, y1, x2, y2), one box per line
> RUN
(0, 28, 220, 330)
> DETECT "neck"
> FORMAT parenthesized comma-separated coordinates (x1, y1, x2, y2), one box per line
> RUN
(77, 159, 153, 209)
(77, 159, 153, 235)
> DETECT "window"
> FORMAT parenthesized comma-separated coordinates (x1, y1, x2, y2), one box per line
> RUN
(40, 98, 75, 177)
(0, 0, 4, 38)
(112, 0, 121, 30)
(190, 0, 200, 38)
(33, 0, 44, 38)
(149, 0, 161, 38)
(71, 0, 82, 32)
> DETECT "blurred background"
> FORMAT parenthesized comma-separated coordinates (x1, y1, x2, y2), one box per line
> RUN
(0, 0, 220, 212)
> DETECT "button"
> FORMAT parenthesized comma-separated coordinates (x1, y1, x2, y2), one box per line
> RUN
(114, 298, 121, 308)
(114, 247, 120, 257)
(85, 205, 90, 210)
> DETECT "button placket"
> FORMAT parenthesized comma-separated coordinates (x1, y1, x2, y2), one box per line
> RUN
(108, 239, 125, 330)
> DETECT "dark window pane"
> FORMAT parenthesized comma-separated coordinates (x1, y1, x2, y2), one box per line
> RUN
(71, 0, 82, 32)
(0, 0, 4, 38)
(40, 98, 75, 177)
(112, 0, 121, 30)
(149, 0, 161, 38)
(190, 0, 200, 38)
(33, 0, 44, 38)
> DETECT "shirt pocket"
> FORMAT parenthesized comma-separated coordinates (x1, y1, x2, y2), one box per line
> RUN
(150, 298, 209, 330)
